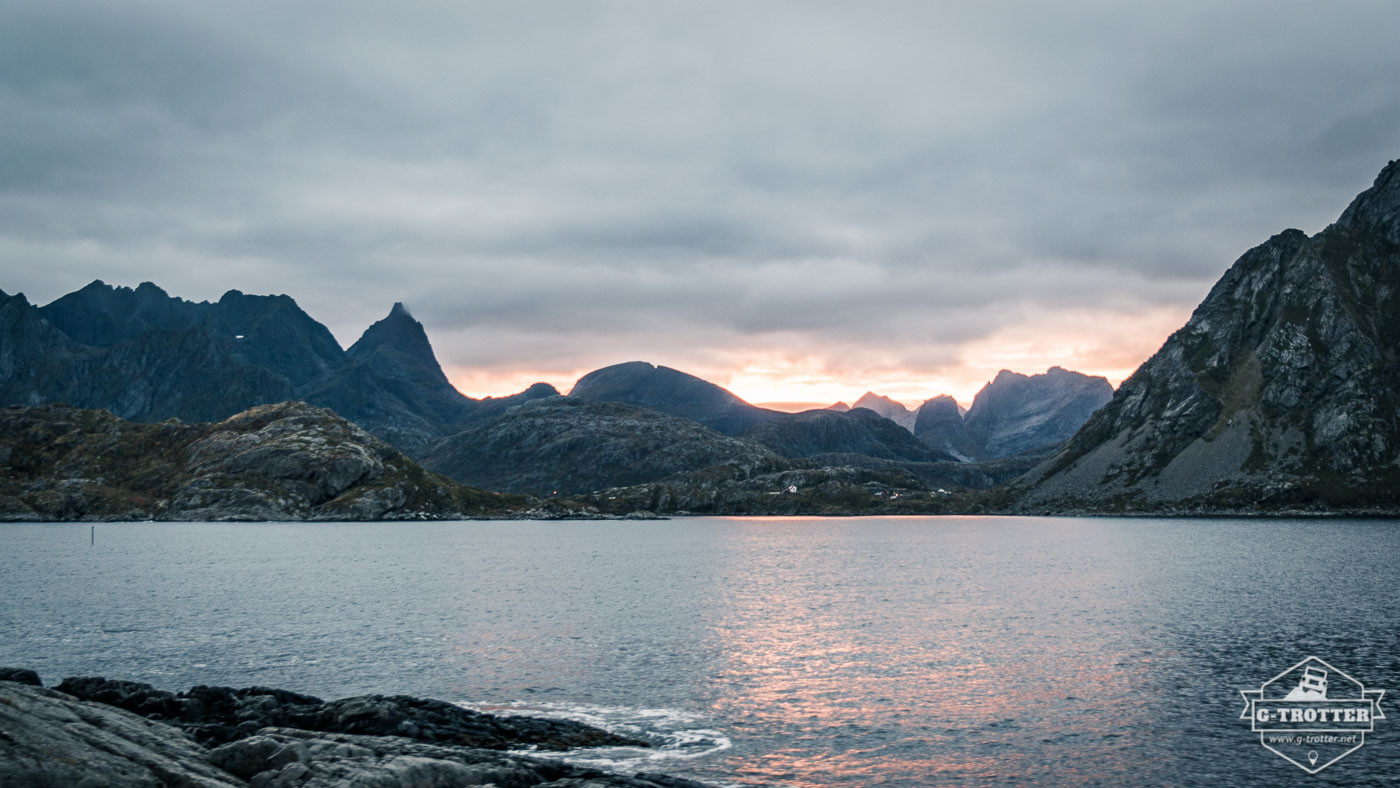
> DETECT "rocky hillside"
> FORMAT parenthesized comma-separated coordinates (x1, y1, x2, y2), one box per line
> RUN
(0, 401, 529, 521)
(424, 397, 783, 496)
(1016, 159, 1400, 514)
(1, 282, 559, 456)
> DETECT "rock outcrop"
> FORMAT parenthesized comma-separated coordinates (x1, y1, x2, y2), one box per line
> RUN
(0, 681, 244, 787)
(0, 672, 713, 788)
(0, 401, 525, 521)
(53, 675, 645, 750)
(1016, 159, 1400, 514)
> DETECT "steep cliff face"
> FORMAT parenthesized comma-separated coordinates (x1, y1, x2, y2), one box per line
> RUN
(1018, 159, 1400, 512)
(0, 402, 522, 521)
(913, 395, 982, 461)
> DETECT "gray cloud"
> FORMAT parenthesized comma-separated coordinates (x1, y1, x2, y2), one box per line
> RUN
(3, 1, 1398, 401)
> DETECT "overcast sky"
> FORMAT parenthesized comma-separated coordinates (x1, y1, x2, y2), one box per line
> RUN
(3, 2, 1397, 406)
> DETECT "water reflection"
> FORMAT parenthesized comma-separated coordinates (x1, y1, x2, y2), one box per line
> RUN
(701, 517, 1169, 785)
(0, 518, 1397, 786)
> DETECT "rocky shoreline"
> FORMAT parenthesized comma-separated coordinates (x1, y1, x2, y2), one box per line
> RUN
(0, 669, 713, 787)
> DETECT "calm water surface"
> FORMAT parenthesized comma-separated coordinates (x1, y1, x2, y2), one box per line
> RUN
(1, 517, 1397, 786)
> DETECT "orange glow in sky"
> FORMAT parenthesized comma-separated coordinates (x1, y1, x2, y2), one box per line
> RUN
(448, 305, 1191, 411)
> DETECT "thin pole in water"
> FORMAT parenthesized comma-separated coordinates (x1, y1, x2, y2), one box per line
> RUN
(91, 525, 94, 546)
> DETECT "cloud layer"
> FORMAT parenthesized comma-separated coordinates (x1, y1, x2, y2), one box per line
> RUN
(3, 2, 1397, 404)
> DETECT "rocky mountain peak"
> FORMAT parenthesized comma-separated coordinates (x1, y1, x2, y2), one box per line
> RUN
(852, 391, 916, 431)
(348, 303, 440, 368)
(1336, 158, 1400, 245)
(1019, 158, 1400, 513)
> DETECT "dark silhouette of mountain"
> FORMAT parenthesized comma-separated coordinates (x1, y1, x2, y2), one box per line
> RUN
(1, 281, 558, 456)
(41, 282, 345, 388)
(1017, 159, 1400, 513)
(565, 361, 954, 462)
(569, 361, 772, 434)
(851, 392, 916, 431)
(743, 407, 952, 462)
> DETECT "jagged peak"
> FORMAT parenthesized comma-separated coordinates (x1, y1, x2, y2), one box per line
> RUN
(348, 302, 436, 363)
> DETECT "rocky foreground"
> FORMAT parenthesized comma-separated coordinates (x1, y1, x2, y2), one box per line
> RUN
(0, 669, 713, 787)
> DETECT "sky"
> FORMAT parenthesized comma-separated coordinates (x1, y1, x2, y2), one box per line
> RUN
(3, 2, 1398, 408)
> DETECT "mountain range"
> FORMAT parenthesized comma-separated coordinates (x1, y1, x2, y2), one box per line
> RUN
(1, 284, 1104, 501)
(7, 158, 1397, 515)
(1, 282, 556, 455)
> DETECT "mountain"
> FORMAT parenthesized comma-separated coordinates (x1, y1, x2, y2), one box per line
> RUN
(0, 282, 560, 456)
(568, 361, 772, 435)
(912, 395, 982, 461)
(825, 401, 851, 412)
(961, 368, 1114, 458)
(302, 302, 559, 454)
(41, 282, 346, 388)
(423, 397, 781, 496)
(1016, 159, 1400, 513)
(565, 361, 954, 462)
(851, 392, 917, 431)
(907, 370, 1111, 461)
(0, 402, 526, 521)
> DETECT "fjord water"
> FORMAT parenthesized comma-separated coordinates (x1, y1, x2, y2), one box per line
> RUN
(1, 518, 1397, 786)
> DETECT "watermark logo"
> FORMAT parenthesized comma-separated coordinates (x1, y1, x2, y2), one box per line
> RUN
(1239, 656, 1386, 774)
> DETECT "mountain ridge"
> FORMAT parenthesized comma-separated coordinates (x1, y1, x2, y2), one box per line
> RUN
(1014, 158, 1400, 513)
